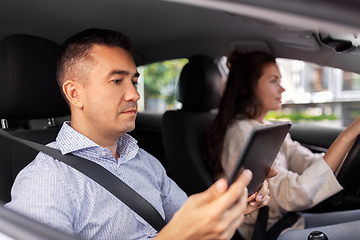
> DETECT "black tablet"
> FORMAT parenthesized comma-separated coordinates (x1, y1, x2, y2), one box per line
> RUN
(227, 121, 292, 196)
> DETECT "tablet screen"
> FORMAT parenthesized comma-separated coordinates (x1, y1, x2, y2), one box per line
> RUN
(227, 122, 292, 195)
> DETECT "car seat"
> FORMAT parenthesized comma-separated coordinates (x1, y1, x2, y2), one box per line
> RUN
(162, 55, 223, 196)
(0, 34, 70, 204)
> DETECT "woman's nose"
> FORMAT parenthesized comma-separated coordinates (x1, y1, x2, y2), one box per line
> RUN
(280, 84, 285, 92)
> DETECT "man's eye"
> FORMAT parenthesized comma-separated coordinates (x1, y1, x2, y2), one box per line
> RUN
(112, 80, 121, 84)
(132, 81, 138, 86)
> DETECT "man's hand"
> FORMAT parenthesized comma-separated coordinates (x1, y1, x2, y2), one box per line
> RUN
(156, 170, 253, 240)
(245, 168, 278, 215)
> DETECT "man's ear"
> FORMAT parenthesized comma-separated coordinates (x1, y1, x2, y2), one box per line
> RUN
(62, 80, 84, 109)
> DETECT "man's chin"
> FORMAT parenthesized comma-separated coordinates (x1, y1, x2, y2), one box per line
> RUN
(125, 125, 136, 133)
(121, 122, 136, 134)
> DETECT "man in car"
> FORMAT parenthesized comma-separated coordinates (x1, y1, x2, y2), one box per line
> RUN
(5, 28, 272, 240)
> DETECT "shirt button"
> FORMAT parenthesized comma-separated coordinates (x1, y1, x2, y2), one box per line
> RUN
(101, 152, 107, 156)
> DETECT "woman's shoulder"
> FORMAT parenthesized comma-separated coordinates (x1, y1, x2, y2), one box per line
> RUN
(228, 118, 260, 133)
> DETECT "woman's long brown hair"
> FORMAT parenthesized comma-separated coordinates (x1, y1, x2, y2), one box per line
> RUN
(203, 50, 276, 176)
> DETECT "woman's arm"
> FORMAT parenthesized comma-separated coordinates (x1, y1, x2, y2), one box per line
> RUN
(324, 115, 360, 173)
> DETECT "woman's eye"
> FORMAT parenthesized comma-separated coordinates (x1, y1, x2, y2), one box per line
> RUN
(112, 80, 121, 84)
(132, 81, 138, 86)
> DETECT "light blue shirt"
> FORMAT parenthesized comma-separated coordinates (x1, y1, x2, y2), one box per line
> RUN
(5, 122, 187, 239)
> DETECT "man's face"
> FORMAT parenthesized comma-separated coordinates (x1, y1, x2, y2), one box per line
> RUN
(79, 45, 140, 139)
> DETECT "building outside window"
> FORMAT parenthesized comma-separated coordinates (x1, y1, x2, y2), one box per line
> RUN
(275, 58, 360, 128)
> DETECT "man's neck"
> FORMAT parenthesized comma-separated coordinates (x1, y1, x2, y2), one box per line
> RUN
(70, 119, 124, 160)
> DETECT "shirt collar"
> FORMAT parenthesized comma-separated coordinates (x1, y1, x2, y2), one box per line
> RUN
(117, 134, 139, 163)
(57, 121, 139, 161)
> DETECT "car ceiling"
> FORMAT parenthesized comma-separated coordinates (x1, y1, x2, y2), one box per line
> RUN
(1, 0, 360, 73)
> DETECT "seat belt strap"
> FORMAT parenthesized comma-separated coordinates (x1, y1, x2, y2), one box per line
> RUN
(251, 206, 269, 240)
(266, 211, 299, 240)
(0, 129, 166, 232)
(250, 203, 299, 240)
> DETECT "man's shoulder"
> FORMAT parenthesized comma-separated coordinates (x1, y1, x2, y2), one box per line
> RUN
(134, 147, 171, 179)
(21, 141, 72, 178)
(136, 147, 163, 167)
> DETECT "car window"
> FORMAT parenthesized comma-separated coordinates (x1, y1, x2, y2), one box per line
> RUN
(137, 59, 188, 113)
(139, 56, 359, 129)
(274, 58, 360, 128)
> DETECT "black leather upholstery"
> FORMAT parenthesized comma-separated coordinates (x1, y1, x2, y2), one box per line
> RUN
(0, 34, 69, 204)
(162, 55, 222, 196)
(0, 34, 69, 119)
(0, 129, 61, 203)
(177, 55, 222, 112)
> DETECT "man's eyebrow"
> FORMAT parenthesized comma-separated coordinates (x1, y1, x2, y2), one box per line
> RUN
(108, 70, 140, 78)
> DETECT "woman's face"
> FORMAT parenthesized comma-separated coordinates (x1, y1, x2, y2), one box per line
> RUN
(256, 63, 284, 116)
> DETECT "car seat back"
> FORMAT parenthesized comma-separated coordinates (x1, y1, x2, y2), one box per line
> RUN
(162, 55, 223, 195)
(0, 34, 70, 204)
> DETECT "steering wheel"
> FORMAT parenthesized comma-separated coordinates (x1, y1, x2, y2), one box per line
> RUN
(330, 135, 360, 205)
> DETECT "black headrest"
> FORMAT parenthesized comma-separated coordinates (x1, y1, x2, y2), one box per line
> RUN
(177, 55, 222, 112)
(0, 34, 70, 119)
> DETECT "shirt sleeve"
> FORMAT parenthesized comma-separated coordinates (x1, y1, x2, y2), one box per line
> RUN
(5, 160, 77, 235)
(221, 120, 342, 213)
(268, 134, 342, 212)
(145, 152, 188, 223)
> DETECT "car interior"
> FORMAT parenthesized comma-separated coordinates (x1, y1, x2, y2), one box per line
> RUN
(1, 0, 360, 239)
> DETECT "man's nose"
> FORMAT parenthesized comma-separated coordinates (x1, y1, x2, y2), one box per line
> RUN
(124, 83, 140, 102)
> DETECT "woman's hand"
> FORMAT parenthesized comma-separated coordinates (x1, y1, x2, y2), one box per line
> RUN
(245, 180, 270, 215)
(245, 168, 278, 215)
